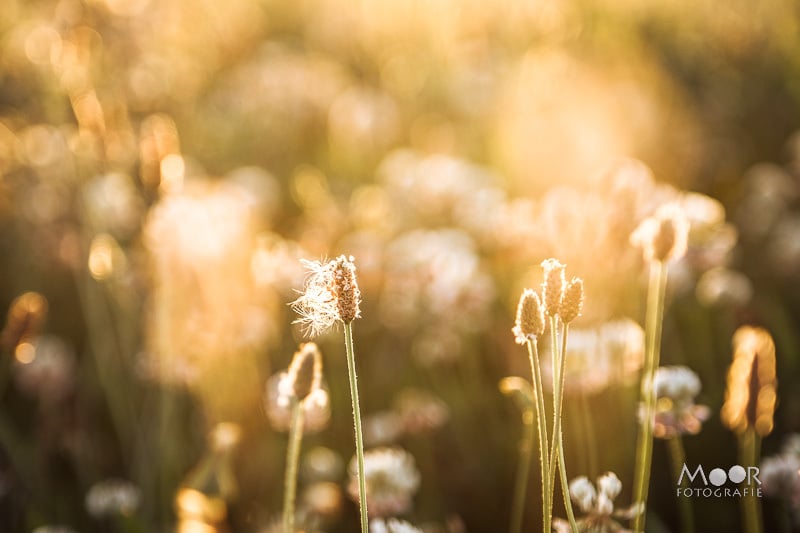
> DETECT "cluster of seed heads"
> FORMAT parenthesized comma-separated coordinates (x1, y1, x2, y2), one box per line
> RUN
(513, 259, 584, 343)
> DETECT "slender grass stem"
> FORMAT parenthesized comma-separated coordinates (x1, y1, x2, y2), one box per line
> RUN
(739, 428, 762, 533)
(546, 317, 559, 527)
(344, 322, 369, 533)
(510, 404, 535, 533)
(283, 399, 305, 533)
(526, 340, 551, 533)
(548, 320, 577, 532)
(632, 260, 668, 533)
(667, 436, 694, 533)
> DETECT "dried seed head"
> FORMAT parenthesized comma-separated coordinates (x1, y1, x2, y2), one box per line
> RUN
(285, 343, 323, 402)
(292, 259, 339, 337)
(266, 370, 331, 433)
(540, 258, 565, 317)
(653, 217, 677, 261)
(291, 255, 361, 337)
(512, 289, 545, 344)
(630, 204, 689, 263)
(331, 255, 361, 323)
(721, 326, 777, 437)
(559, 278, 584, 324)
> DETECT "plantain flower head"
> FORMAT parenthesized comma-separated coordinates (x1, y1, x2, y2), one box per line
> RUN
(559, 277, 584, 324)
(291, 255, 362, 337)
(541, 258, 566, 317)
(278, 342, 323, 403)
(512, 289, 546, 344)
(630, 203, 689, 263)
(721, 326, 777, 437)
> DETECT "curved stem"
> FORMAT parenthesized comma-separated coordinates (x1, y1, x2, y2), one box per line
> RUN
(527, 340, 551, 533)
(548, 320, 577, 531)
(283, 399, 305, 533)
(668, 436, 694, 533)
(632, 260, 668, 533)
(344, 322, 369, 533)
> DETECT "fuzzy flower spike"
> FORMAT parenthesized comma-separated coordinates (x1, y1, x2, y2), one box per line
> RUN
(292, 255, 362, 337)
(292, 255, 370, 533)
(513, 289, 546, 344)
(559, 277, 584, 324)
(510, 286, 552, 533)
(540, 258, 566, 318)
(280, 343, 327, 533)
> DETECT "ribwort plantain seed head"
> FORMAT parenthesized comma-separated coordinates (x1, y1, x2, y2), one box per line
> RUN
(288, 342, 323, 402)
(559, 277, 584, 324)
(541, 258, 566, 318)
(721, 326, 777, 437)
(291, 255, 362, 337)
(630, 203, 689, 263)
(512, 289, 545, 344)
(332, 255, 361, 324)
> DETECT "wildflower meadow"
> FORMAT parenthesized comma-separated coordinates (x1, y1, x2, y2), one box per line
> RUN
(1, 1, 800, 532)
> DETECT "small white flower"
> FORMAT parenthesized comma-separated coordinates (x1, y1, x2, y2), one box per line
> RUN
(596, 492, 614, 516)
(348, 447, 421, 518)
(597, 472, 622, 500)
(559, 472, 638, 532)
(85, 479, 141, 518)
(569, 476, 596, 513)
(654, 366, 701, 400)
(370, 518, 423, 533)
(651, 365, 710, 438)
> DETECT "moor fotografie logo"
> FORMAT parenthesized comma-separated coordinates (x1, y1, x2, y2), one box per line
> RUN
(676, 463, 762, 498)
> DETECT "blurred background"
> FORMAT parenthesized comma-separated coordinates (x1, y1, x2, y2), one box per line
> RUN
(1, 0, 800, 531)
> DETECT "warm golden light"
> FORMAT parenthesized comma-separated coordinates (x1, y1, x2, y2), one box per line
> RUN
(175, 488, 227, 524)
(1, 291, 48, 352)
(15, 341, 36, 364)
(2, 0, 798, 531)
(88, 233, 116, 280)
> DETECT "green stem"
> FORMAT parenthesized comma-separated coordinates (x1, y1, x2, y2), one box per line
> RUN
(668, 436, 694, 533)
(344, 322, 369, 533)
(548, 320, 577, 532)
(510, 405, 535, 533)
(739, 429, 762, 533)
(578, 390, 598, 478)
(632, 260, 668, 533)
(283, 399, 305, 533)
(527, 340, 551, 533)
